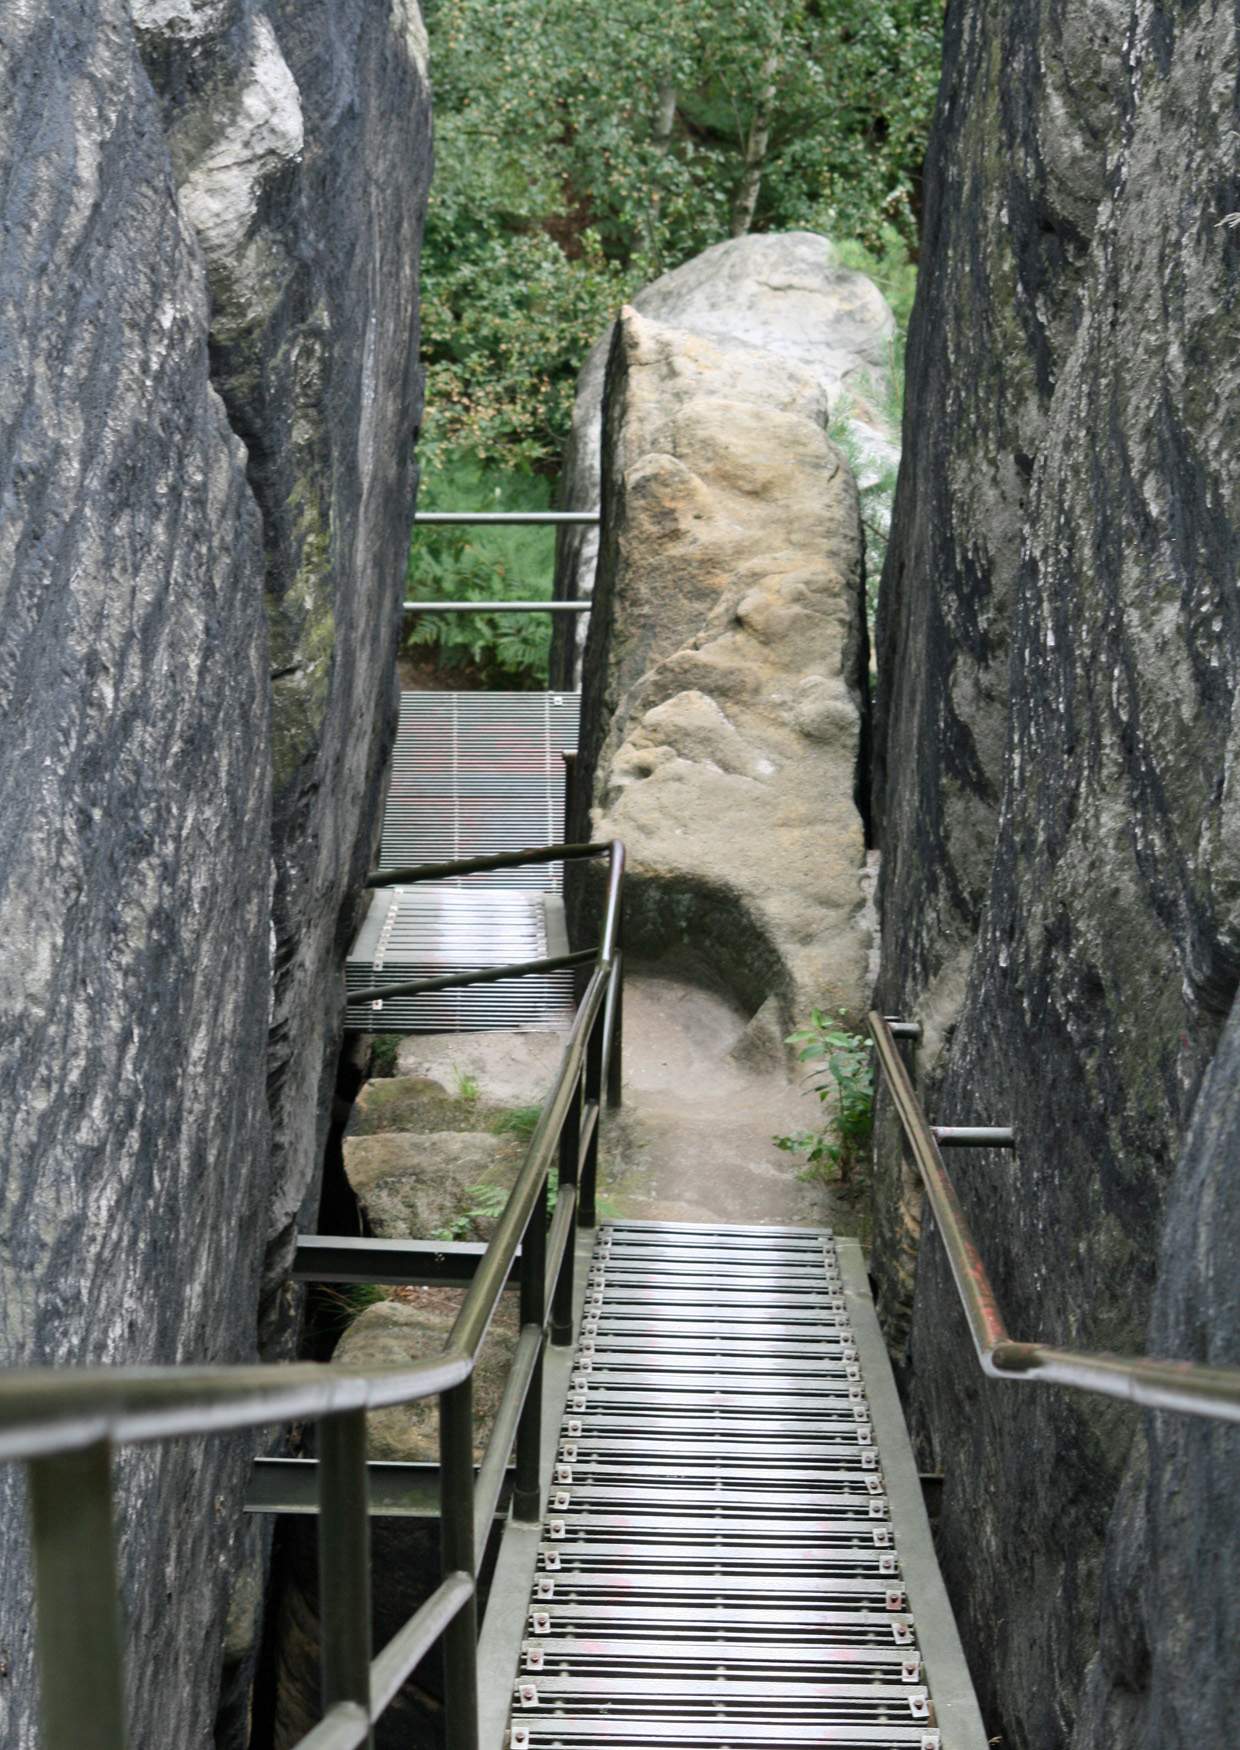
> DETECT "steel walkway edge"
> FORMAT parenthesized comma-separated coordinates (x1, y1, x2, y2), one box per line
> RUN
(501, 1222, 987, 1750)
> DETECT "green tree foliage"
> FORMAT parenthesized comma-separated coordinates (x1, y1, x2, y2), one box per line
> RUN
(420, 0, 941, 470)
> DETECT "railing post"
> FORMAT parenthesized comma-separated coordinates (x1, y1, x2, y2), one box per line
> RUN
(561, 751, 577, 829)
(317, 1409, 373, 1746)
(551, 1068, 583, 1345)
(29, 1441, 127, 1750)
(514, 1181, 547, 1521)
(579, 1003, 605, 1230)
(606, 951, 624, 1110)
(440, 1379, 480, 1750)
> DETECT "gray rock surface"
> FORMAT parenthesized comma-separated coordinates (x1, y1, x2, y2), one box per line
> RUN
(872, 0, 1240, 1743)
(1074, 985, 1240, 1748)
(552, 231, 895, 686)
(0, 2, 429, 1743)
(570, 309, 871, 1030)
(138, 0, 431, 1328)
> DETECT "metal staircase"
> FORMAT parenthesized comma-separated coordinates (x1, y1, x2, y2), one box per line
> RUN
(4, 525, 1239, 1750)
(4, 832, 1240, 1750)
(508, 1220, 969, 1750)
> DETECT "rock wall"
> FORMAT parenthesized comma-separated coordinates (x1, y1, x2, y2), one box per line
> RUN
(872, 0, 1240, 1743)
(552, 231, 894, 688)
(0, 3, 429, 1743)
(570, 307, 871, 1033)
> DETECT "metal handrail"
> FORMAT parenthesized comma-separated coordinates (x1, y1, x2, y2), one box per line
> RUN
(347, 843, 620, 1009)
(406, 510, 596, 613)
(1, 840, 626, 1750)
(402, 600, 591, 612)
(870, 1012, 1240, 1423)
(367, 839, 610, 889)
(412, 511, 598, 525)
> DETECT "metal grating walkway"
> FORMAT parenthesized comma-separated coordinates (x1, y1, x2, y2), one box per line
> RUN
(509, 1222, 948, 1750)
(347, 692, 580, 1032)
(378, 691, 580, 887)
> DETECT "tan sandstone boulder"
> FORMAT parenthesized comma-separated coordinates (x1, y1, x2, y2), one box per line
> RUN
(575, 308, 870, 1031)
(332, 1297, 517, 1463)
(343, 1129, 523, 1240)
(553, 230, 896, 684)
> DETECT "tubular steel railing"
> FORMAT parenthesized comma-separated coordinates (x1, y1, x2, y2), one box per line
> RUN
(0, 840, 625, 1750)
(412, 512, 599, 525)
(870, 1011, 1240, 1424)
(402, 601, 591, 613)
(404, 508, 597, 615)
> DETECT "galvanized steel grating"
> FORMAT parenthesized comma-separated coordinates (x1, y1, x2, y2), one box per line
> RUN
(348, 692, 581, 1032)
(509, 1221, 945, 1750)
(346, 889, 575, 1032)
(379, 691, 580, 887)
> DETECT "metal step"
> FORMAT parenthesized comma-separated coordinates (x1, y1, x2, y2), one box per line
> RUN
(508, 1223, 950, 1750)
(346, 888, 574, 1031)
(379, 690, 579, 885)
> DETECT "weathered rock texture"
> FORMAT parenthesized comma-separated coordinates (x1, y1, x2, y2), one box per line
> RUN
(570, 309, 870, 1030)
(345, 1131, 523, 1240)
(872, 0, 1240, 1744)
(552, 231, 894, 687)
(0, 3, 429, 1743)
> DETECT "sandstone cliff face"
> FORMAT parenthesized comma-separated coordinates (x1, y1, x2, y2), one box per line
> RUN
(873, 0, 1240, 1743)
(571, 308, 871, 1033)
(0, 3, 428, 1743)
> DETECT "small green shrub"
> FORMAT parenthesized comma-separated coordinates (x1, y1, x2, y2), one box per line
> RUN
(368, 1035, 401, 1079)
(491, 1104, 543, 1139)
(454, 1069, 481, 1104)
(776, 1008, 874, 1190)
(431, 1167, 558, 1242)
(316, 1283, 390, 1332)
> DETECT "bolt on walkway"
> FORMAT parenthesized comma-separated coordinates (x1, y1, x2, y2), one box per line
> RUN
(507, 1220, 986, 1750)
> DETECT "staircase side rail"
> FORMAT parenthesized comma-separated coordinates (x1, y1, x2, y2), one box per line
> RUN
(366, 839, 610, 889)
(0, 842, 625, 1750)
(407, 510, 598, 613)
(870, 1012, 1240, 1424)
(344, 948, 595, 1008)
(412, 511, 599, 525)
(403, 600, 591, 612)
